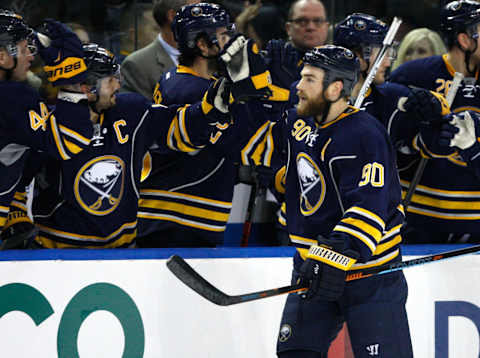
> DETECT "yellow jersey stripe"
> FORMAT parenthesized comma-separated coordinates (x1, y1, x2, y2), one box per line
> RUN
(341, 217, 382, 243)
(36, 221, 137, 241)
(137, 212, 226, 231)
(140, 189, 232, 208)
(139, 199, 230, 221)
(345, 206, 385, 229)
(334, 225, 376, 253)
(36, 232, 136, 248)
(59, 124, 91, 145)
(375, 235, 402, 255)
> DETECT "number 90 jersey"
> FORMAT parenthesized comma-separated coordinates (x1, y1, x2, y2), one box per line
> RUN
(266, 107, 405, 268)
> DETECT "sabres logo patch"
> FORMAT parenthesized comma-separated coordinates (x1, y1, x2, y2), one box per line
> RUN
(354, 19, 367, 31)
(297, 153, 326, 216)
(74, 155, 125, 216)
(191, 6, 202, 16)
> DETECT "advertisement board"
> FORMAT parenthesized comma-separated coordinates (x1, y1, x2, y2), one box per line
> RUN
(0, 247, 479, 357)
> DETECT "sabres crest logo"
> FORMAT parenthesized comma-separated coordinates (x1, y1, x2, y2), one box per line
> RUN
(74, 155, 125, 216)
(297, 153, 326, 216)
(191, 6, 202, 16)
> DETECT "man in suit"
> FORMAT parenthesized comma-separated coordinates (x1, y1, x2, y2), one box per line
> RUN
(120, 0, 198, 99)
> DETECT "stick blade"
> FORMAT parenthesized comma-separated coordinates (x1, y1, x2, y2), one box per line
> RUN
(166, 255, 232, 306)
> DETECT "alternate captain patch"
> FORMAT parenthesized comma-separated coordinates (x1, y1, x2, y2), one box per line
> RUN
(297, 153, 326, 216)
(74, 155, 125, 216)
(278, 324, 292, 342)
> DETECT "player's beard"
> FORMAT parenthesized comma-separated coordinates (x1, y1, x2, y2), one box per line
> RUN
(297, 92, 327, 118)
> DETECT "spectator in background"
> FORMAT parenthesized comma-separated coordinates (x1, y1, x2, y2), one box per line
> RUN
(286, 0, 329, 52)
(120, 0, 196, 99)
(391, 27, 446, 71)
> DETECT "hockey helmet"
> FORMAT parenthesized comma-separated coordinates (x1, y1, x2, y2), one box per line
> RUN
(303, 45, 360, 97)
(441, 1, 480, 33)
(0, 10, 34, 57)
(82, 43, 120, 84)
(334, 13, 392, 62)
(172, 2, 233, 52)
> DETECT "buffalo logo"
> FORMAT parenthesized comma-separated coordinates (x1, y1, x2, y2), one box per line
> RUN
(278, 324, 292, 342)
(354, 19, 367, 31)
(191, 6, 202, 16)
(74, 156, 125, 216)
(344, 49, 354, 59)
(297, 153, 326, 216)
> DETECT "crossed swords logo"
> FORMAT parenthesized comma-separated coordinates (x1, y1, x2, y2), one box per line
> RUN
(80, 168, 121, 210)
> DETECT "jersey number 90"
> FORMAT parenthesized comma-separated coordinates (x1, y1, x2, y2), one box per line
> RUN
(359, 162, 384, 187)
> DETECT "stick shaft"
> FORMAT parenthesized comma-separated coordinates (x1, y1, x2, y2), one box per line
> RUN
(167, 243, 480, 306)
(354, 17, 402, 108)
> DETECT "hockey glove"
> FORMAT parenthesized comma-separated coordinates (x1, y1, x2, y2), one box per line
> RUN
(201, 77, 232, 125)
(298, 237, 358, 301)
(37, 19, 87, 86)
(398, 88, 454, 157)
(220, 34, 272, 102)
(263, 39, 302, 90)
(443, 111, 480, 162)
(0, 211, 37, 250)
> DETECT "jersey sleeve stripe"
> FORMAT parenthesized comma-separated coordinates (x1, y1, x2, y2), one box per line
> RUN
(240, 121, 270, 165)
(374, 234, 402, 255)
(340, 217, 382, 243)
(59, 124, 91, 145)
(63, 139, 83, 154)
(49, 114, 71, 160)
(333, 224, 376, 253)
(345, 206, 385, 230)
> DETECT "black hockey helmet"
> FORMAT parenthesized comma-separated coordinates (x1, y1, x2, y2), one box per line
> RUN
(440, 0, 480, 47)
(334, 13, 393, 63)
(82, 43, 120, 85)
(334, 13, 388, 48)
(0, 9, 34, 57)
(172, 2, 233, 53)
(303, 45, 360, 97)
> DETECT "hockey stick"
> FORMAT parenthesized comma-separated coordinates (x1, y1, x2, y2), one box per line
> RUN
(402, 71, 464, 209)
(167, 243, 480, 306)
(354, 17, 402, 108)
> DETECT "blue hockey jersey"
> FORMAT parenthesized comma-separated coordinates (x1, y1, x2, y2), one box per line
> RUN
(259, 107, 405, 269)
(32, 92, 220, 248)
(0, 81, 93, 232)
(390, 54, 480, 233)
(138, 65, 272, 245)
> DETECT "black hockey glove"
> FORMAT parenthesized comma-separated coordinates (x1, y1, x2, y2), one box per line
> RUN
(0, 211, 37, 250)
(398, 88, 454, 157)
(220, 34, 272, 102)
(37, 19, 87, 86)
(263, 39, 302, 90)
(201, 77, 232, 125)
(298, 236, 358, 301)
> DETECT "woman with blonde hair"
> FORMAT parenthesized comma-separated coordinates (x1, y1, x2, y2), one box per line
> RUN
(392, 27, 447, 70)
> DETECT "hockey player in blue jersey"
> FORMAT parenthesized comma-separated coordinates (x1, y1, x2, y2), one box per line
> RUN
(389, 0, 480, 243)
(269, 45, 413, 357)
(31, 42, 247, 248)
(0, 12, 95, 248)
(137, 2, 274, 247)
